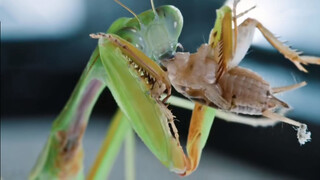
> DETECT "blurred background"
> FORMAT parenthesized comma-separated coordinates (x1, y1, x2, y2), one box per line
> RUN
(1, 0, 320, 179)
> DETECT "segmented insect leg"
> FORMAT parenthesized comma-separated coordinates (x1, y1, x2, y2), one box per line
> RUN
(232, 0, 240, 54)
(250, 19, 320, 72)
(262, 110, 311, 145)
(272, 81, 307, 94)
(235, 5, 256, 19)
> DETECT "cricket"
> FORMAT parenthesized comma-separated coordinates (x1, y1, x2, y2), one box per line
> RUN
(29, 0, 320, 179)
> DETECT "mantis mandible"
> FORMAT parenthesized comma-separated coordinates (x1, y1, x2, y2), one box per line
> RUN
(29, 0, 320, 179)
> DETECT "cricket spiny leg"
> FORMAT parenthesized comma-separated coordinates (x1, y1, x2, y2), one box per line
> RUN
(248, 18, 320, 72)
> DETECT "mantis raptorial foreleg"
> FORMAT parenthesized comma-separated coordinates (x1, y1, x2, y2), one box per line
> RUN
(30, 2, 189, 179)
(183, 103, 215, 176)
(32, 2, 215, 178)
(31, 0, 319, 179)
(29, 48, 108, 179)
(92, 33, 219, 176)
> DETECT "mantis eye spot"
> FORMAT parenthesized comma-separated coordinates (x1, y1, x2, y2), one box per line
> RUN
(213, 31, 218, 37)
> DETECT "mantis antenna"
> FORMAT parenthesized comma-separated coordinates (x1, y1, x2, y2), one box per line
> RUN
(150, 0, 157, 15)
(114, 0, 142, 25)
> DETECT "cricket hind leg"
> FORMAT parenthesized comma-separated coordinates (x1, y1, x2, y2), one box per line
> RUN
(262, 110, 311, 145)
(230, 18, 320, 72)
(252, 19, 320, 72)
(264, 81, 310, 145)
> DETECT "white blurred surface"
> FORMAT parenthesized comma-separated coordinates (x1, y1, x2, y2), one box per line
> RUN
(0, 0, 86, 40)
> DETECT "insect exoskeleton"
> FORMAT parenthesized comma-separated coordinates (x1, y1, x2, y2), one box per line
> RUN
(91, 33, 171, 101)
(164, 44, 287, 115)
(163, 39, 311, 145)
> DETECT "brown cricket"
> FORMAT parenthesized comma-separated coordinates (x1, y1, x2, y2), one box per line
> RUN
(162, 0, 320, 145)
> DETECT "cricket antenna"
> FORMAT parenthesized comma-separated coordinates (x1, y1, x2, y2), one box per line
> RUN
(114, 0, 142, 26)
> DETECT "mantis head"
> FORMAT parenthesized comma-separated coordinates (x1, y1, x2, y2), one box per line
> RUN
(144, 5, 183, 61)
(108, 5, 183, 62)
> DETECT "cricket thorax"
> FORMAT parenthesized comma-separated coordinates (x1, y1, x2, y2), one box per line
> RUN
(165, 44, 288, 115)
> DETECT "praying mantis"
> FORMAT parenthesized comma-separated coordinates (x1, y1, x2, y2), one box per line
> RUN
(29, 0, 320, 179)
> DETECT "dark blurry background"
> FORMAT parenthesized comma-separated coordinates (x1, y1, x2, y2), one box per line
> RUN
(1, 0, 320, 179)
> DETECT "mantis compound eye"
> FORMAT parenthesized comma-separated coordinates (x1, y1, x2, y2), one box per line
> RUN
(114, 27, 146, 53)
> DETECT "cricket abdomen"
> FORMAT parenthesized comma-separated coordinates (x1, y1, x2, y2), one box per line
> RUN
(165, 44, 289, 115)
(219, 67, 275, 115)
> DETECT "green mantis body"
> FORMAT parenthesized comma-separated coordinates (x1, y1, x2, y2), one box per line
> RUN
(30, 0, 320, 179)
(30, 3, 210, 179)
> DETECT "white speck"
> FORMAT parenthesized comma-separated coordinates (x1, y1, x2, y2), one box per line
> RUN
(296, 124, 311, 145)
(174, 21, 177, 29)
(139, 37, 143, 41)
(131, 29, 137, 33)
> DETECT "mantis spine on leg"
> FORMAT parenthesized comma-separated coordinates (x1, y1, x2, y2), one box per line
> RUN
(30, 0, 320, 179)
(30, 1, 214, 179)
(29, 48, 108, 179)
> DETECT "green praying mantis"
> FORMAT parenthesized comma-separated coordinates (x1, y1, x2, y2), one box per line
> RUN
(29, 0, 320, 179)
